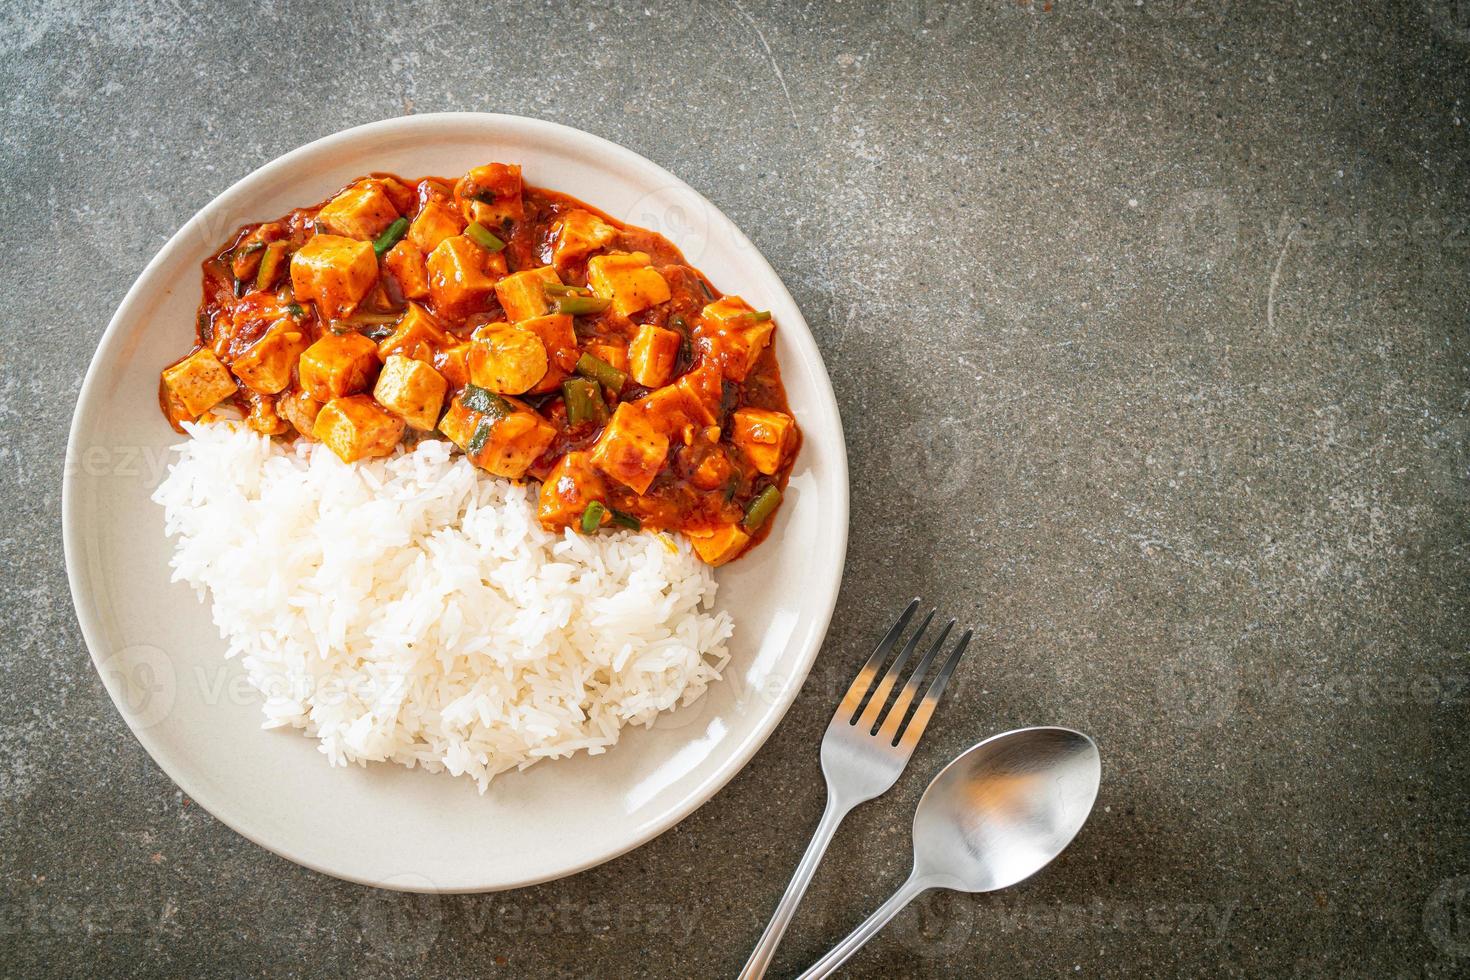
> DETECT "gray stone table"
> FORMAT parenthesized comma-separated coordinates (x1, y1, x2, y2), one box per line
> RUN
(2, 1, 1467, 976)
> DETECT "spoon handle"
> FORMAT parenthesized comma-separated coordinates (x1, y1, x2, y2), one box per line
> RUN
(795, 873, 931, 980)
(738, 795, 851, 980)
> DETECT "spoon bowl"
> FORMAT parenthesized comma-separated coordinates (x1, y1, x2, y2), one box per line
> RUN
(914, 726, 1101, 893)
(799, 727, 1101, 978)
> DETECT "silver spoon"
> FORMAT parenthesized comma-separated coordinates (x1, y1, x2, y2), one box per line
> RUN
(797, 726, 1101, 979)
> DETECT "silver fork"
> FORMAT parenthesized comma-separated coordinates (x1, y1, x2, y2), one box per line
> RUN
(737, 598, 973, 980)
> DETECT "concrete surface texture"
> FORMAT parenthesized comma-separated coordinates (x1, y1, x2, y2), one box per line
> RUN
(2, 0, 1467, 976)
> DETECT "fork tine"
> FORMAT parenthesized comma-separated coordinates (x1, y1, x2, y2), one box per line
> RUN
(876, 619, 954, 741)
(832, 598, 920, 724)
(893, 629, 973, 749)
(855, 609, 934, 730)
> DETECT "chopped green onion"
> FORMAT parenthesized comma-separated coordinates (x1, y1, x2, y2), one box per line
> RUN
(233, 277, 249, 298)
(741, 486, 781, 532)
(467, 417, 494, 456)
(462, 384, 511, 419)
(609, 509, 642, 530)
(696, 277, 714, 300)
(552, 294, 612, 316)
(235, 241, 266, 257)
(580, 500, 607, 534)
(543, 283, 593, 296)
(465, 221, 506, 251)
(373, 217, 409, 257)
(562, 377, 608, 426)
(747, 310, 772, 323)
(574, 352, 627, 393)
(286, 303, 305, 317)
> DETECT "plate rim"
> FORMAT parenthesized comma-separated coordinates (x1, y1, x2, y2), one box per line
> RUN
(62, 111, 850, 892)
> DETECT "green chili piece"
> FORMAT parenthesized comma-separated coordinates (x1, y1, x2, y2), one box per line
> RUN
(747, 310, 773, 323)
(741, 486, 782, 532)
(255, 242, 288, 290)
(552, 294, 612, 316)
(609, 509, 642, 531)
(373, 217, 409, 257)
(543, 283, 592, 297)
(574, 352, 627, 393)
(462, 384, 511, 419)
(562, 377, 607, 426)
(467, 417, 494, 456)
(465, 221, 506, 251)
(580, 500, 607, 534)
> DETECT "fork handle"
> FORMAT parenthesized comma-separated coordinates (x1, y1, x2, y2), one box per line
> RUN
(737, 794, 851, 980)
(795, 873, 931, 980)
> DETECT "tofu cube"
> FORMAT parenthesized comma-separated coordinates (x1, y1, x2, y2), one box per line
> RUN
(373, 354, 447, 430)
(313, 395, 405, 463)
(279, 390, 322, 439)
(376, 303, 447, 364)
(635, 361, 721, 439)
(685, 524, 751, 566)
(468, 324, 548, 394)
(454, 163, 524, 226)
(407, 200, 464, 254)
(519, 313, 580, 373)
(590, 402, 669, 495)
(437, 391, 477, 450)
(628, 323, 682, 388)
(586, 251, 671, 318)
(384, 240, 429, 301)
(696, 296, 775, 382)
(438, 390, 554, 479)
(583, 341, 628, 373)
(290, 235, 378, 319)
(494, 265, 562, 322)
(298, 332, 380, 402)
(230, 318, 310, 394)
(552, 209, 617, 267)
(161, 348, 237, 420)
(426, 235, 499, 319)
(434, 342, 472, 388)
(315, 181, 400, 241)
(536, 451, 608, 529)
(731, 408, 797, 475)
(474, 409, 557, 479)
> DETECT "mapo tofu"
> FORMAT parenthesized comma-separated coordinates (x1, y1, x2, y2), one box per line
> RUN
(160, 164, 800, 565)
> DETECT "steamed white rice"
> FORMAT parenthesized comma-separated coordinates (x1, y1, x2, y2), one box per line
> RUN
(152, 421, 733, 791)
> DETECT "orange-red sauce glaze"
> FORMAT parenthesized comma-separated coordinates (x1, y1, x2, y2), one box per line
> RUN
(158, 166, 799, 564)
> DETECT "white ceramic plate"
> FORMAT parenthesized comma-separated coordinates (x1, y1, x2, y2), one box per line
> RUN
(63, 113, 848, 892)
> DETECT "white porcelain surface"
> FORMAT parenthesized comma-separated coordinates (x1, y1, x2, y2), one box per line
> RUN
(63, 113, 849, 892)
